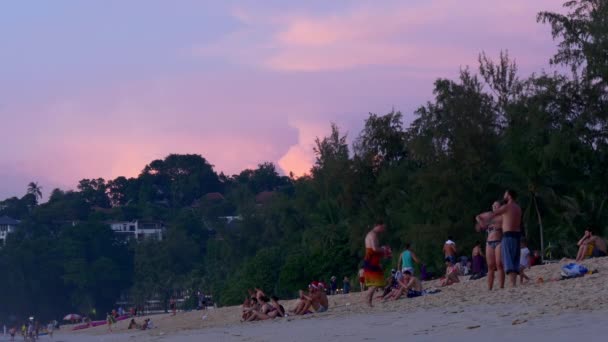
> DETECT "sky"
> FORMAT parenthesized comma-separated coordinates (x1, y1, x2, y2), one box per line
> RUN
(0, 0, 565, 200)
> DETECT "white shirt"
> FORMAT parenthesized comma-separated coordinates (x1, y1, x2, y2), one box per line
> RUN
(520, 247, 530, 267)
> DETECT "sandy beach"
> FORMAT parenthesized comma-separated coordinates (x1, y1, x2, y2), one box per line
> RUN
(51, 257, 608, 342)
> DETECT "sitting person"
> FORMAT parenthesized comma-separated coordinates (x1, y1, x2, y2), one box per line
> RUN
(379, 270, 400, 299)
(270, 296, 285, 317)
(471, 241, 485, 275)
(576, 228, 607, 261)
(244, 295, 281, 321)
(385, 270, 423, 300)
(440, 258, 460, 286)
(127, 319, 141, 330)
(293, 282, 329, 315)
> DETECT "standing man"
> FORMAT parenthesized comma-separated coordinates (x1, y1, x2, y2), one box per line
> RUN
(489, 189, 522, 287)
(363, 220, 391, 307)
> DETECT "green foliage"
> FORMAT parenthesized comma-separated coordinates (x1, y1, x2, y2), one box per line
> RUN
(0, 0, 606, 322)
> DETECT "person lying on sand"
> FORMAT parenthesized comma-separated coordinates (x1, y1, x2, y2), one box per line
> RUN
(576, 228, 607, 261)
(440, 258, 460, 286)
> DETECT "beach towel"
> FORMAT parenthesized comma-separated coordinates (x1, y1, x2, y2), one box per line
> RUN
(364, 248, 386, 287)
(561, 263, 588, 278)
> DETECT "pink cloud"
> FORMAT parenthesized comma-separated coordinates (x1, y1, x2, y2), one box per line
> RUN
(195, 0, 563, 72)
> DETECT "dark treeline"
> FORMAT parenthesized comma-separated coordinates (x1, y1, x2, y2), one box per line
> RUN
(0, 0, 606, 322)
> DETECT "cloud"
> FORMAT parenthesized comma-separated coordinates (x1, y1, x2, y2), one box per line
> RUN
(194, 0, 563, 72)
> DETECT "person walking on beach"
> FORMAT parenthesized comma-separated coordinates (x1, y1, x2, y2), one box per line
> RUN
(397, 243, 420, 274)
(358, 268, 365, 292)
(363, 220, 391, 307)
(106, 313, 114, 332)
(476, 201, 505, 290)
(487, 189, 522, 287)
(170, 296, 177, 316)
(443, 236, 457, 263)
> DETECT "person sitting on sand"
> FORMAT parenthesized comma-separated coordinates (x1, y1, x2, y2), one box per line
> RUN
(576, 228, 607, 261)
(294, 282, 329, 315)
(244, 295, 281, 321)
(270, 296, 285, 317)
(471, 240, 485, 276)
(440, 258, 460, 286)
(128, 318, 140, 329)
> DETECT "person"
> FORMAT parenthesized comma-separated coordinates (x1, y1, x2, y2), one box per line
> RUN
(343, 276, 351, 294)
(170, 296, 177, 316)
(443, 236, 457, 263)
(487, 190, 522, 287)
(292, 282, 329, 315)
(128, 318, 140, 329)
(9, 326, 16, 341)
(363, 220, 391, 307)
(329, 276, 338, 295)
(358, 267, 365, 292)
(471, 240, 485, 275)
(270, 296, 286, 317)
(530, 250, 541, 266)
(106, 313, 114, 332)
(440, 258, 460, 286)
(397, 243, 421, 275)
(520, 239, 531, 284)
(476, 201, 505, 290)
(380, 270, 400, 299)
(576, 228, 607, 261)
(47, 321, 54, 338)
(399, 270, 423, 299)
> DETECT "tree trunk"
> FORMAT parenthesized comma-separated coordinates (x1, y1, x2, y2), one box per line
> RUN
(532, 194, 545, 263)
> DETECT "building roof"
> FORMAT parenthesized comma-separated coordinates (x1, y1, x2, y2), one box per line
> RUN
(0, 216, 20, 225)
(204, 192, 225, 201)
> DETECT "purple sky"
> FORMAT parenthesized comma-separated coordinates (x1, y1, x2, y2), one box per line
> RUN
(0, 0, 564, 200)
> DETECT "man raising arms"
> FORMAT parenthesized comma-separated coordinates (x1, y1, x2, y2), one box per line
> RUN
(489, 189, 522, 287)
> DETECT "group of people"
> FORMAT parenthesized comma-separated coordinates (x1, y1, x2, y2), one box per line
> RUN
(241, 288, 287, 321)
(4, 318, 56, 341)
(127, 318, 153, 330)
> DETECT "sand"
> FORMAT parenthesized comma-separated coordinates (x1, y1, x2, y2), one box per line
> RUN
(52, 257, 608, 342)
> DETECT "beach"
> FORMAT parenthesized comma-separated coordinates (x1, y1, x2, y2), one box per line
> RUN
(52, 257, 608, 342)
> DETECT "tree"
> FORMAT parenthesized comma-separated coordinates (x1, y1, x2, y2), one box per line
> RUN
(27, 182, 43, 202)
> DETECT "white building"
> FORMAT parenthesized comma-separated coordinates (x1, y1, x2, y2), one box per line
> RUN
(0, 216, 20, 245)
(109, 220, 165, 242)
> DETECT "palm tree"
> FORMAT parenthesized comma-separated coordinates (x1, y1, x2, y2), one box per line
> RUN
(27, 182, 43, 201)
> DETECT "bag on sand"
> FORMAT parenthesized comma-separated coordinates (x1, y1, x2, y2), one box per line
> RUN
(560, 263, 588, 278)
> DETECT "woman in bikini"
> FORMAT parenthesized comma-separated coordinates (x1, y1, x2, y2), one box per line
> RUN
(476, 201, 504, 290)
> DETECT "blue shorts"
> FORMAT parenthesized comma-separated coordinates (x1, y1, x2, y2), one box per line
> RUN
(501, 231, 521, 274)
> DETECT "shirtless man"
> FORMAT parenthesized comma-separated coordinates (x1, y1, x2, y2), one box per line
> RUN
(576, 228, 608, 261)
(391, 270, 423, 300)
(476, 201, 505, 290)
(488, 190, 522, 287)
(443, 236, 457, 263)
(363, 221, 391, 307)
(295, 283, 329, 314)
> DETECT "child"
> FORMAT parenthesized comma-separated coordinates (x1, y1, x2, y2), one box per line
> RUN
(519, 239, 531, 284)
